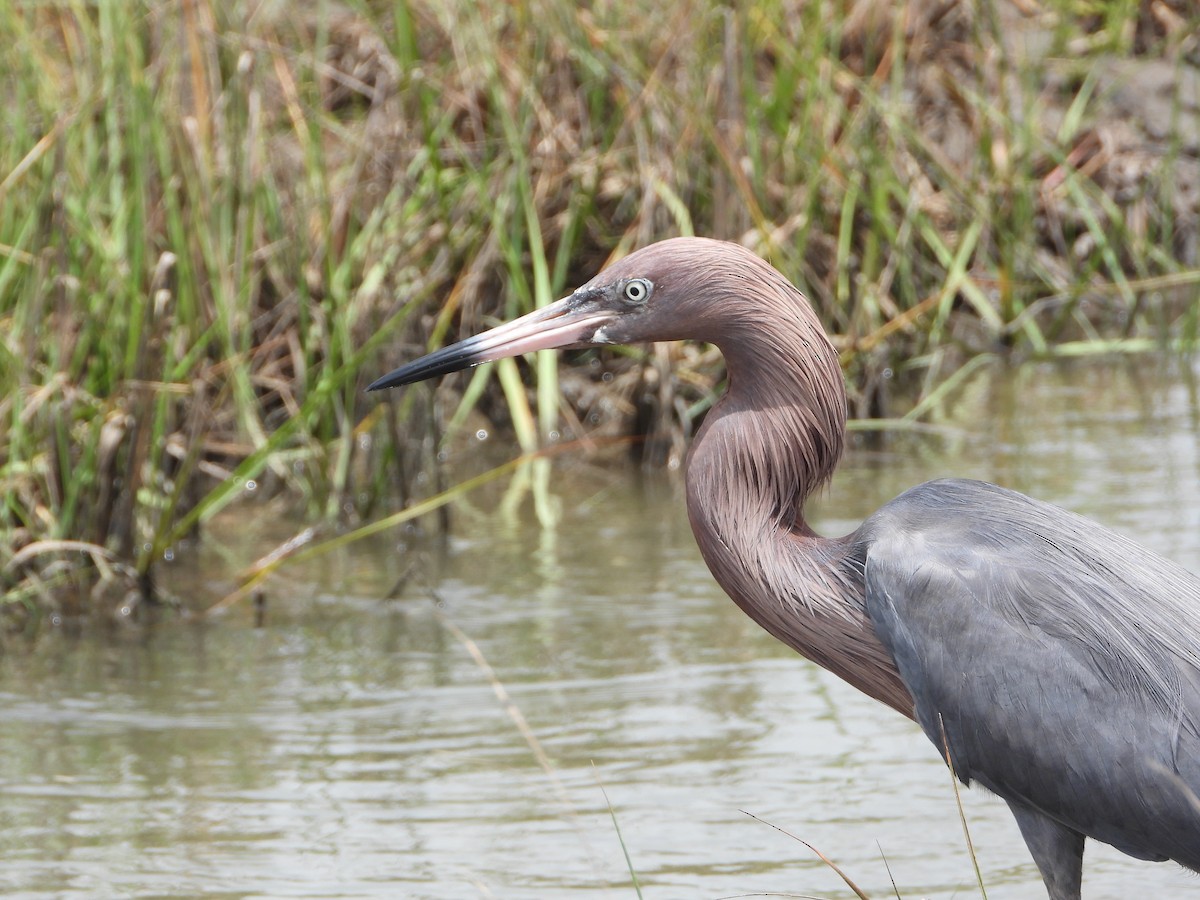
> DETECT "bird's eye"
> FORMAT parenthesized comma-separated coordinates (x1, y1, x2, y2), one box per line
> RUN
(623, 278, 652, 304)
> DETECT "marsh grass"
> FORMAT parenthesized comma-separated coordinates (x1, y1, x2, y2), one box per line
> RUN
(2, 0, 1198, 614)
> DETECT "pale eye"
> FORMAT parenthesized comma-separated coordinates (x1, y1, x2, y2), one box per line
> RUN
(623, 278, 652, 304)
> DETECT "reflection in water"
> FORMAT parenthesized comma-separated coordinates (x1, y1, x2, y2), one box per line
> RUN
(3, 358, 1200, 898)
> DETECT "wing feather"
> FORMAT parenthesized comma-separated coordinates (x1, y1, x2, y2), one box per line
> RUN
(861, 478, 1200, 867)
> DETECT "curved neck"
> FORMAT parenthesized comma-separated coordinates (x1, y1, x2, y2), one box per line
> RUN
(684, 304, 913, 716)
(689, 287, 847, 537)
(684, 321, 847, 607)
(715, 332, 846, 529)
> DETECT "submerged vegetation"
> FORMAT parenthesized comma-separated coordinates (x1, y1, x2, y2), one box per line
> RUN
(1, 0, 1198, 616)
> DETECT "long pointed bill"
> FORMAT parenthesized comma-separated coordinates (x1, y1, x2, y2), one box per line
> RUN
(367, 295, 615, 392)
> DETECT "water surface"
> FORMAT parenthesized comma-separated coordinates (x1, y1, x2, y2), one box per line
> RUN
(3, 357, 1200, 899)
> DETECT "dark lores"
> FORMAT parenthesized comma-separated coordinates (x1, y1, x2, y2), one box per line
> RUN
(370, 237, 1200, 900)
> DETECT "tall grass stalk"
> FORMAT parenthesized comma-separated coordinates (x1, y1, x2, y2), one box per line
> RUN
(597, 774, 644, 900)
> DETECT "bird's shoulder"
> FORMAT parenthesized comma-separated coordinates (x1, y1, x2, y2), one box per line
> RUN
(855, 475, 1200, 659)
(861, 476, 1193, 588)
(855, 476, 1200, 740)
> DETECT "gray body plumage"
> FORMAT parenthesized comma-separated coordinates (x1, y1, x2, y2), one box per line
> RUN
(369, 237, 1200, 898)
(859, 478, 1200, 890)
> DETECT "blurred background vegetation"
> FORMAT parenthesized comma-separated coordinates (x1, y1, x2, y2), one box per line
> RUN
(2, 0, 1198, 618)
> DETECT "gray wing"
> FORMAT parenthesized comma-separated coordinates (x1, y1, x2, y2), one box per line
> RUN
(860, 478, 1200, 868)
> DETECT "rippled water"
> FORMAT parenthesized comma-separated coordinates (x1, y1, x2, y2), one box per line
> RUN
(3, 357, 1200, 899)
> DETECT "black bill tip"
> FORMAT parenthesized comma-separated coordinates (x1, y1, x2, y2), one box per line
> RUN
(365, 341, 486, 391)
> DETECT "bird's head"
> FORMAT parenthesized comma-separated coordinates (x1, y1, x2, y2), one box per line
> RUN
(368, 236, 847, 509)
(366, 237, 784, 392)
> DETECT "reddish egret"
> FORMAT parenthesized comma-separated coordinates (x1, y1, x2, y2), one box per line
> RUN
(369, 237, 1200, 900)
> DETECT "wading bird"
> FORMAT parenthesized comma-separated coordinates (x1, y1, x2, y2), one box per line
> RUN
(369, 237, 1200, 900)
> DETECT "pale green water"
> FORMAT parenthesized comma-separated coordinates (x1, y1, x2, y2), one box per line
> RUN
(3, 357, 1200, 899)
